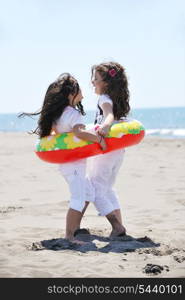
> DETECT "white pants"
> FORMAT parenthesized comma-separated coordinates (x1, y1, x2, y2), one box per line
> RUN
(87, 149, 125, 216)
(58, 159, 95, 212)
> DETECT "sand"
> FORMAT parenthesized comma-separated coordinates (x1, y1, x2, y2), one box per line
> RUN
(0, 132, 185, 278)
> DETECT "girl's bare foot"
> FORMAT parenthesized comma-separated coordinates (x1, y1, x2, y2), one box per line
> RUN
(109, 226, 126, 237)
(106, 213, 126, 237)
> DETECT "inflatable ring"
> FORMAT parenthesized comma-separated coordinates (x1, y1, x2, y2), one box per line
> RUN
(35, 119, 145, 163)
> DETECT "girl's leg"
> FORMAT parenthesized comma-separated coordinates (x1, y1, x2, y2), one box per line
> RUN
(88, 150, 126, 236)
(112, 209, 122, 225)
(105, 151, 126, 235)
(59, 160, 89, 244)
(74, 175, 95, 231)
(107, 190, 123, 225)
(75, 201, 90, 230)
(81, 201, 90, 217)
(106, 211, 126, 237)
(65, 208, 87, 244)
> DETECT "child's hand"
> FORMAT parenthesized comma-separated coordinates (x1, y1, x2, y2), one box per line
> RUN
(97, 125, 110, 137)
(78, 124, 86, 130)
(98, 135, 107, 151)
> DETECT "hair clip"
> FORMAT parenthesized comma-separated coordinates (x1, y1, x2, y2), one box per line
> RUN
(108, 69, 117, 77)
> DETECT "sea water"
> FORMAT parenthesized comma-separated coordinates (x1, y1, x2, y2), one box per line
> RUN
(0, 106, 185, 138)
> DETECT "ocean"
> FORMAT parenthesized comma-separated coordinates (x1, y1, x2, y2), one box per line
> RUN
(0, 106, 185, 138)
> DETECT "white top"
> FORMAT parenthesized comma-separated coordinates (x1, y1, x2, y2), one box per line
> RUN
(99, 94, 113, 107)
(94, 94, 129, 125)
(54, 106, 83, 133)
(94, 94, 113, 125)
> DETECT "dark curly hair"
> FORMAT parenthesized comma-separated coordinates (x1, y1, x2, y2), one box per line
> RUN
(91, 62, 130, 120)
(18, 73, 85, 138)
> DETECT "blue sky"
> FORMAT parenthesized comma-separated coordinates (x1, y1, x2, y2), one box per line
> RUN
(0, 0, 185, 113)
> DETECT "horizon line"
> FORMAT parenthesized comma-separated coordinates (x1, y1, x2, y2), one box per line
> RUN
(1, 105, 185, 114)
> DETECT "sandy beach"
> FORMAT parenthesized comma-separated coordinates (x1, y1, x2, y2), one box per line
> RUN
(0, 132, 185, 278)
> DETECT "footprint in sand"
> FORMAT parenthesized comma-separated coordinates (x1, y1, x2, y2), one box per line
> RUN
(143, 264, 169, 275)
(173, 255, 185, 263)
(0, 206, 23, 214)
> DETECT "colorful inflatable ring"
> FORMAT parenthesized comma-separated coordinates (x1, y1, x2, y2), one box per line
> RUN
(35, 119, 145, 163)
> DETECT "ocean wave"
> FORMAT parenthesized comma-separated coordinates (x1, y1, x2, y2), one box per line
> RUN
(87, 124, 185, 138)
(146, 128, 185, 138)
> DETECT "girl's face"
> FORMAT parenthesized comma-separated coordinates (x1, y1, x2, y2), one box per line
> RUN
(92, 71, 107, 95)
(69, 89, 83, 106)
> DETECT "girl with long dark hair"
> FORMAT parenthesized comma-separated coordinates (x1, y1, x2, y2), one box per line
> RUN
(88, 62, 130, 237)
(19, 73, 106, 244)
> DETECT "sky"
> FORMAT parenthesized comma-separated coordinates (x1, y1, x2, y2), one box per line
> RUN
(0, 0, 185, 113)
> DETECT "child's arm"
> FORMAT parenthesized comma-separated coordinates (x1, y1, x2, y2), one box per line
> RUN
(97, 103, 114, 137)
(73, 124, 107, 151)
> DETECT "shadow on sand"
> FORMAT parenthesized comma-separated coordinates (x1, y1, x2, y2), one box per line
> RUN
(29, 233, 160, 254)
